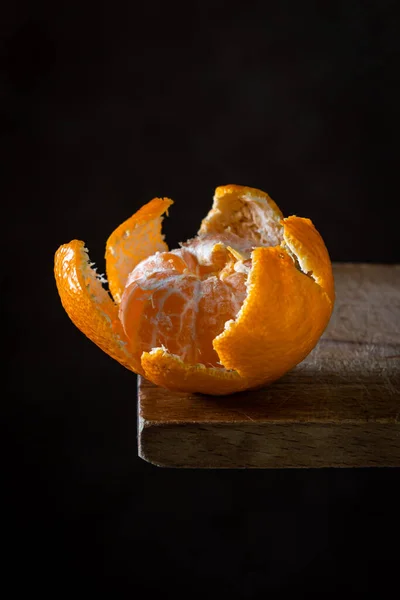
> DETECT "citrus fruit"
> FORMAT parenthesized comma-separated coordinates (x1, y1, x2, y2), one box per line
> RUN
(54, 185, 335, 395)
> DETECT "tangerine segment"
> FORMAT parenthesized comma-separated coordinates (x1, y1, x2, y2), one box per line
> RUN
(54, 240, 141, 374)
(141, 348, 251, 395)
(105, 197, 173, 304)
(282, 216, 335, 303)
(125, 249, 198, 285)
(120, 271, 202, 366)
(214, 244, 333, 381)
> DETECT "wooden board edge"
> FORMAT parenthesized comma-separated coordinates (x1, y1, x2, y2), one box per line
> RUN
(138, 420, 400, 469)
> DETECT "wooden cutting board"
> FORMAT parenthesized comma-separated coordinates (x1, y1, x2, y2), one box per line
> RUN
(138, 264, 400, 468)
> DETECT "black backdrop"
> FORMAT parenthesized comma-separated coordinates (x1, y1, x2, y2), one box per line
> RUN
(3, 1, 400, 596)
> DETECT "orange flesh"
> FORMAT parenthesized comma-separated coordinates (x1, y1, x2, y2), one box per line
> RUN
(119, 233, 252, 367)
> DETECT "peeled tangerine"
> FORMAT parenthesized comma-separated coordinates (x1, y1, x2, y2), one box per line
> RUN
(54, 185, 335, 395)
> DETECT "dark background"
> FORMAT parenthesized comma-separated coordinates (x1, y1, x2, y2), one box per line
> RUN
(3, 1, 400, 596)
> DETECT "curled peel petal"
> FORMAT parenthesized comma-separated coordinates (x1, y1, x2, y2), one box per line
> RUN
(213, 245, 333, 381)
(105, 197, 173, 304)
(141, 347, 251, 395)
(54, 240, 142, 374)
(283, 216, 335, 303)
(199, 184, 284, 246)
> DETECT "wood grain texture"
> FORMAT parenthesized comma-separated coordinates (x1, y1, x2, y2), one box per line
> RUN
(138, 264, 400, 468)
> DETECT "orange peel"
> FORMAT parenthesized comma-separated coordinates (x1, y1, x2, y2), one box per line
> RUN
(105, 197, 173, 304)
(54, 185, 335, 395)
(54, 240, 141, 373)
